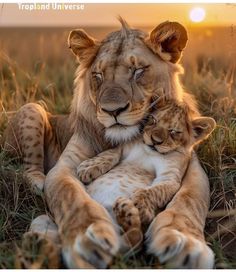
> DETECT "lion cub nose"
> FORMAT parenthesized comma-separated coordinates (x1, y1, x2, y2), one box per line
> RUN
(102, 103, 130, 118)
(151, 130, 164, 145)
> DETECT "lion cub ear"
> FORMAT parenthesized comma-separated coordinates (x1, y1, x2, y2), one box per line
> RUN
(68, 29, 99, 63)
(146, 21, 188, 63)
(191, 117, 216, 144)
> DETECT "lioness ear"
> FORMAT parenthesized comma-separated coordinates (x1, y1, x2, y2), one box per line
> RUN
(68, 29, 99, 63)
(191, 117, 216, 144)
(147, 21, 188, 63)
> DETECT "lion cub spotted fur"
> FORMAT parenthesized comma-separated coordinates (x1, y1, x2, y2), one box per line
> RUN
(77, 99, 216, 246)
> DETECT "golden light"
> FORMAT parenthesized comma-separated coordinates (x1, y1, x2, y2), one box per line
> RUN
(189, 7, 206, 23)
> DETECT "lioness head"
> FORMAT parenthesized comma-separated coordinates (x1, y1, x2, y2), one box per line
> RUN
(69, 19, 189, 143)
(143, 99, 216, 154)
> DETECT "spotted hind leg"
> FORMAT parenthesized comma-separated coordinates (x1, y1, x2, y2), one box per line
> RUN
(4, 103, 54, 192)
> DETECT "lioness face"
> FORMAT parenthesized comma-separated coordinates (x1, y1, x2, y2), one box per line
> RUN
(69, 19, 189, 143)
(90, 32, 163, 142)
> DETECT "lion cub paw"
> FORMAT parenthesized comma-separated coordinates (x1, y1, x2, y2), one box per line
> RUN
(113, 197, 143, 248)
(113, 197, 141, 232)
(132, 189, 156, 227)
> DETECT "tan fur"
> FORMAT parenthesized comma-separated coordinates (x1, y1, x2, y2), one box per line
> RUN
(4, 19, 215, 268)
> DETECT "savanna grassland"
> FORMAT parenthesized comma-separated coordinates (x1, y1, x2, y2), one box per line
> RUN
(0, 25, 236, 268)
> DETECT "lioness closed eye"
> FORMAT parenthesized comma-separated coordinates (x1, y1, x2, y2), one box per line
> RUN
(77, 99, 216, 247)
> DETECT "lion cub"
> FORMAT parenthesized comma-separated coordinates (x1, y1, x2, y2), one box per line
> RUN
(77, 99, 216, 247)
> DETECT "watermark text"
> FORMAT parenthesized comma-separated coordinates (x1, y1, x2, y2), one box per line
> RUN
(18, 3, 85, 11)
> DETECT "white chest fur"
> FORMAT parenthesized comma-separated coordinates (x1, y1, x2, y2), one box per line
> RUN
(86, 143, 176, 216)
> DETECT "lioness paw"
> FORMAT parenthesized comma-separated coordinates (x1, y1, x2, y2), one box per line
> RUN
(147, 227, 187, 264)
(146, 223, 214, 268)
(20, 232, 60, 269)
(63, 221, 119, 269)
(85, 221, 119, 255)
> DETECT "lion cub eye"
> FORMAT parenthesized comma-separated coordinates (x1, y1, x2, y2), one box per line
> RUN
(147, 115, 157, 126)
(93, 72, 103, 86)
(169, 129, 182, 138)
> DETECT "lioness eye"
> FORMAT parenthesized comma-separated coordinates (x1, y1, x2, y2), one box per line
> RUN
(93, 72, 103, 85)
(134, 68, 145, 80)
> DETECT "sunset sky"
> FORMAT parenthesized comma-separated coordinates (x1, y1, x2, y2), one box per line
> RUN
(0, 3, 236, 27)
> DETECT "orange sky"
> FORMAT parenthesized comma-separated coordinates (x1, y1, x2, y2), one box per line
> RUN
(0, 3, 236, 27)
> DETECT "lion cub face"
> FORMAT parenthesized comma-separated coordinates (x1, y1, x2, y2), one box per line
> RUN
(143, 100, 216, 154)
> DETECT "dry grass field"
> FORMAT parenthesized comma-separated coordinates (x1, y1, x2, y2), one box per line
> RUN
(0, 25, 236, 268)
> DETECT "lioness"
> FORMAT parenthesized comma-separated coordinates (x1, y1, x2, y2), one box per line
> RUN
(4, 19, 215, 268)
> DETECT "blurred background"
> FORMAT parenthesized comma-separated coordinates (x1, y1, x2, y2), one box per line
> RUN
(0, 3, 236, 112)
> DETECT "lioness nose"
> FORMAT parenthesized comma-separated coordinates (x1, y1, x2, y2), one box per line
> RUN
(102, 103, 130, 118)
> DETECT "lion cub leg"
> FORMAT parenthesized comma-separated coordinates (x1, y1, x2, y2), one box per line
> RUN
(4, 103, 52, 192)
(132, 181, 181, 227)
(113, 197, 143, 250)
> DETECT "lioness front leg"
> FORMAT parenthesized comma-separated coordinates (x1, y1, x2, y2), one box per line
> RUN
(44, 135, 119, 268)
(77, 147, 122, 184)
(146, 154, 214, 268)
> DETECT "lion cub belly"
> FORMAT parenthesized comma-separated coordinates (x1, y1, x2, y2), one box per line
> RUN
(87, 143, 156, 214)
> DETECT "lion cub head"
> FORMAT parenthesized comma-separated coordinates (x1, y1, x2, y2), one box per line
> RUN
(143, 99, 216, 154)
(68, 18, 189, 144)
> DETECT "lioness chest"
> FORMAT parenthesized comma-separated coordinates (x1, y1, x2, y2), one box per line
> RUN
(86, 143, 172, 215)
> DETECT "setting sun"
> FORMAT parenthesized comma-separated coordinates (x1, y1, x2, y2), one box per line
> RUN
(189, 7, 206, 23)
